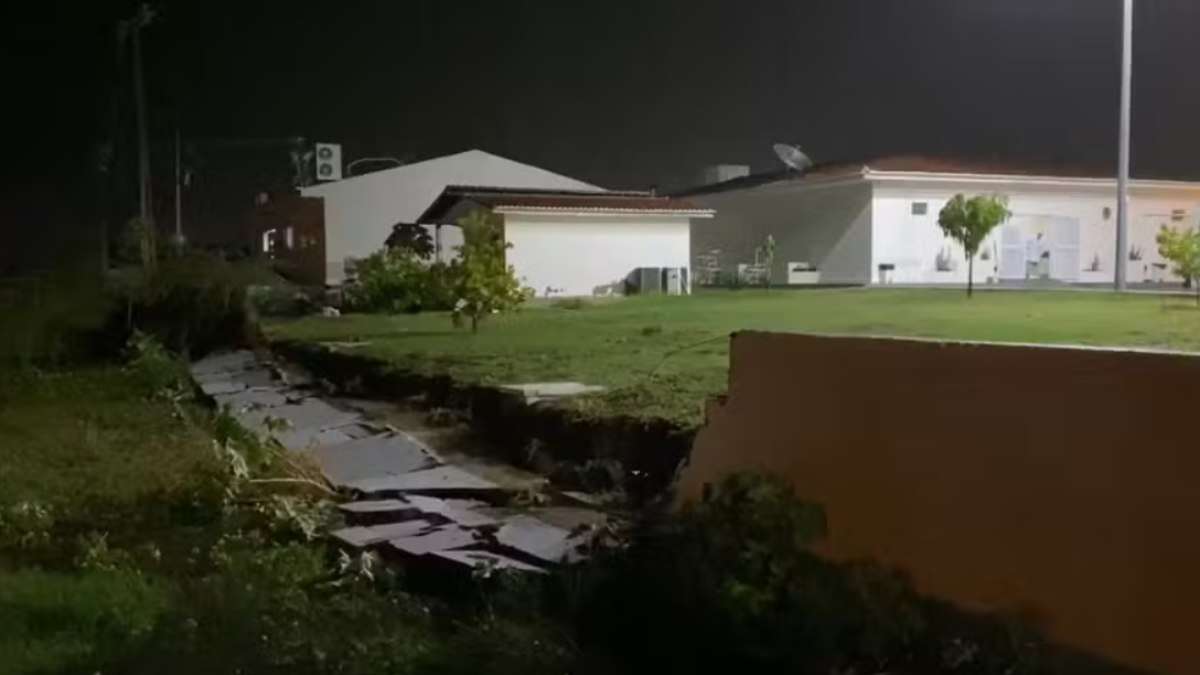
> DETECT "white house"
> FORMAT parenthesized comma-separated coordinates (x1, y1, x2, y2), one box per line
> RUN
(419, 187, 714, 297)
(300, 149, 602, 285)
(680, 156, 1200, 286)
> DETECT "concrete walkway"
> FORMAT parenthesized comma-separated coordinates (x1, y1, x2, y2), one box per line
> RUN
(190, 350, 612, 574)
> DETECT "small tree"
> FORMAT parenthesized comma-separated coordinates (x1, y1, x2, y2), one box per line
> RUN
(1156, 225, 1200, 304)
(937, 194, 1012, 298)
(451, 209, 526, 332)
(385, 222, 435, 259)
(755, 234, 776, 290)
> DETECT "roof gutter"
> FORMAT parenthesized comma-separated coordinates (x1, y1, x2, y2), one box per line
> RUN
(493, 206, 715, 218)
(864, 169, 1200, 192)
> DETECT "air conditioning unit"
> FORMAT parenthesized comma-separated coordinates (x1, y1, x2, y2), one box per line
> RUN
(314, 143, 343, 181)
(663, 267, 686, 295)
(628, 267, 663, 294)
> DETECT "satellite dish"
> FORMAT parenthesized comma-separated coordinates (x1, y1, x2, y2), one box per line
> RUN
(773, 143, 813, 172)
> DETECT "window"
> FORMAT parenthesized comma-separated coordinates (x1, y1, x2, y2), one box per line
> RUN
(261, 228, 277, 255)
(1172, 209, 1187, 222)
(911, 202, 929, 216)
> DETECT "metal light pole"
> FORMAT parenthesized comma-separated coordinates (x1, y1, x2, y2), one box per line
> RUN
(1115, 0, 1133, 291)
(173, 126, 184, 245)
(122, 4, 157, 226)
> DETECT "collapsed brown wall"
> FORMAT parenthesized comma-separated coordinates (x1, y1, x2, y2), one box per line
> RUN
(677, 332, 1200, 674)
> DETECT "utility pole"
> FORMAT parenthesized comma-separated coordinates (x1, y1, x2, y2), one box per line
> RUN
(122, 4, 156, 226)
(174, 126, 184, 245)
(1115, 0, 1133, 291)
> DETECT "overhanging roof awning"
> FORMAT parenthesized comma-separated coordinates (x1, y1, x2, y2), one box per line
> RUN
(419, 186, 714, 223)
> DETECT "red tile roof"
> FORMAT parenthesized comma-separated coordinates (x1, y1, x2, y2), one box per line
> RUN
(420, 186, 712, 222)
(673, 154, 1163, 197)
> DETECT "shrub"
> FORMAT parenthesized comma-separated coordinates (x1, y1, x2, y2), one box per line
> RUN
(345, 248, 456, 314)
(551, 297, 589, 311)
(110, 249, 257, 357)
(572, 472, 1114, 674)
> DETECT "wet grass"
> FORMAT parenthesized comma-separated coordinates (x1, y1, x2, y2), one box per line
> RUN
(267, 289, 1200, 428)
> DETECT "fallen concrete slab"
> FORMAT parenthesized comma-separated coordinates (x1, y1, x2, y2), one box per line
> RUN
(190, 351, 258, 376)
(313, 432, 437, 487)
(345, 466, 500, 495)
(500, 382, 607, 404)
(431, 549, 548, 574)
(337, 499, 409, 515)
(235, 398, 362, 438)
(274, 422, 380, 453)
(213, 387, 293, 411)
(389, 525, 478, 556)
(494, 514, 590, 564)
(404, 495, 498, 528)
(330, 520, 434, 548)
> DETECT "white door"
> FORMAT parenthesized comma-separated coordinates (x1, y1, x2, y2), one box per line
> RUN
(1050, 218, 1081, 282)
(999, 225, 1025, 280)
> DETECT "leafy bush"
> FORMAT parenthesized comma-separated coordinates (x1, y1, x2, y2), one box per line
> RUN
(246, 283, 319, 317)
(345, 248, 456, 314)
(110, 249, 258, 357)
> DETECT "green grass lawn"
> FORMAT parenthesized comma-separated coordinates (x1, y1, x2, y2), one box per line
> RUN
(267, 289, 1200, 427)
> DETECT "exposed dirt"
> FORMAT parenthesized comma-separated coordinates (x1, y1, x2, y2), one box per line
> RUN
(271, 340, 696, 505)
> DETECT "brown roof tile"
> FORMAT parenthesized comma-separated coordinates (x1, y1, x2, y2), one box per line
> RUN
(420, 187, 712, 222)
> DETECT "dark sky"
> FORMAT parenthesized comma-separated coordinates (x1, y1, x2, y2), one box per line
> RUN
(4, 0, 1200, 260)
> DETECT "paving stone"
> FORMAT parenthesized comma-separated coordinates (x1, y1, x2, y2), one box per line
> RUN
(235, 398, 361, 437)
(190, 351, 257, 376)
(213, 387, 293, 411)
(273, 424, 365, 452)
(337, 499, 410, 515)
(313, 432, 437, 487)
(494, 514, 591, 564)
(197, 368, 279, 395)
(389, 525, 479, 555)
(404, 495, 498, 528)
(330, 520, 434, 548)
(345, 466, 500, 495)
(431, 549, 548, 574)
(500, 382, 607, 404)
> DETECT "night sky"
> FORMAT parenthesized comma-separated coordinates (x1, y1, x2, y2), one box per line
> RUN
(4, 0, 1200, 264)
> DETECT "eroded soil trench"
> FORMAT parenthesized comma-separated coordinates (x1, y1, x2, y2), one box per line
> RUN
(191, 347, 665, 575)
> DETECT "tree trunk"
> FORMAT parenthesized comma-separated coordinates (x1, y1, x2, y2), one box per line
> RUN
(967, 255, 974, 299)
(471, 314, 479, 333)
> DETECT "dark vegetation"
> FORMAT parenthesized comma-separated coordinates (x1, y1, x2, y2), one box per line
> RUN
(0, 238, 1143, 674)
(346, 209, 528, 331)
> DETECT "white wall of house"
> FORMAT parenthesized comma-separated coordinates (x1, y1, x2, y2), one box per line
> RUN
(502, 212, 694, 297)
(689, 180, 873, 285)
(871, 178, 1200, 285)
(300, 150, 600, 284)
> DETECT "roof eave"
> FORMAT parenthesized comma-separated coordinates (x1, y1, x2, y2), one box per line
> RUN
(494, 206, 714, 218)
(864, 169, 1200, 191)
